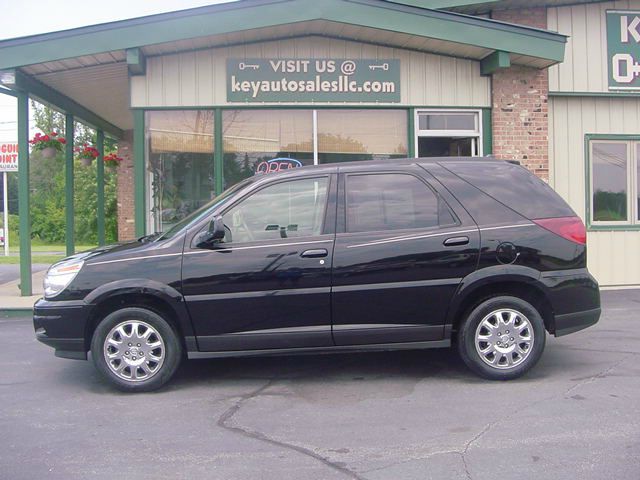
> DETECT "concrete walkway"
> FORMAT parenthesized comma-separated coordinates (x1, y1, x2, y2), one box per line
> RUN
(0, 269, 45, 312)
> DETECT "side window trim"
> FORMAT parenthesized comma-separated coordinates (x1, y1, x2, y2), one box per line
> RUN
(341, 170, 458, 235)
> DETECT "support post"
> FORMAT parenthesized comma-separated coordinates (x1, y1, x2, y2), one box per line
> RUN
(408, 108, 416, 158)
(65, 114, 75, 256)
(3, 172, 8, 256)
(17, 91, 31, 296)
(96, 130, 105, 245)
(214, 108, 223, 195)
(133, 110, 146, 237)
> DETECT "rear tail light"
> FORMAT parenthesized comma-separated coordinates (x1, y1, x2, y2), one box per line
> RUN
(532, 216, 586, 245)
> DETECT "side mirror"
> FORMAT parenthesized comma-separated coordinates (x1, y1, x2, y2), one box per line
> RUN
(195, 215, 225, 248)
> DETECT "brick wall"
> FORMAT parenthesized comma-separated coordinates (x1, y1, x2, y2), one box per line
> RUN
(491, 8, 549, 180)
(116, 130, 136, 241)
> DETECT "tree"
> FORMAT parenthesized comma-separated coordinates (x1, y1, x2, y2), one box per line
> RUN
(28, 101, 119, 244)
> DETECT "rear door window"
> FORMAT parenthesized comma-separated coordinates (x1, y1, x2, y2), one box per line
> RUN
(345, 173, 453, 233)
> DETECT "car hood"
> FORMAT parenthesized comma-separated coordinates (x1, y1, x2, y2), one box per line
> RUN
(60, 237, 181, 266)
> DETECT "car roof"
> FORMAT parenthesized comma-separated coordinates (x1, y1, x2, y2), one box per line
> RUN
(259, 156, 516, 179)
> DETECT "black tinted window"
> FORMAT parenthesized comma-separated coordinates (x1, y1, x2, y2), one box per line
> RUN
(444, 162, 575, 220)
(346, 174, 441, 233)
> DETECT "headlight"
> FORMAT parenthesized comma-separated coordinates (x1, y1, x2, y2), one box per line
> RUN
(43, 259, 84, 298)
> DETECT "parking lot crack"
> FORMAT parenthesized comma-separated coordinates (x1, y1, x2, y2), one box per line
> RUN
(217, 379, 365, 480)
(564, 355, 630, 397)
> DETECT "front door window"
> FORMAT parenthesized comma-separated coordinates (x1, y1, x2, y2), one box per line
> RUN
(223, 177, 329, 243)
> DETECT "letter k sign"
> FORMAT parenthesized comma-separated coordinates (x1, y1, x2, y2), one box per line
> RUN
(621, 15, 640, 43)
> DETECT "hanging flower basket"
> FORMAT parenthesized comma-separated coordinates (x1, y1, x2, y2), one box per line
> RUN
(29, 131, 66, 158)
(75, 144, 99, 166)
(103, 152, 123, 169)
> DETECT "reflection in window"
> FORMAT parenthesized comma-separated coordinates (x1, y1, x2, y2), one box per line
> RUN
(224, 177, 328, 243)
(592, 142, 628, 222)
(317, 110, 407, 163)
(146, 111, 215, 232)
(346, 174, 439, 233)
(223, 110, 313, 188)
(418, 113, 476, 131)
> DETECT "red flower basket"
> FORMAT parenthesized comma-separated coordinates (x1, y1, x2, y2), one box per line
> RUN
(29, 131, 66, 158)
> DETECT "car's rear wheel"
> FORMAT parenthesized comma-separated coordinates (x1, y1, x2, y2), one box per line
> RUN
(91, 307, 182, 392)
(458, 296, 546, 380)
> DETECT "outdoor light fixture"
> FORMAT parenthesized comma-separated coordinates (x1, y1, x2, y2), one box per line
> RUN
(0, 70, 16, 87)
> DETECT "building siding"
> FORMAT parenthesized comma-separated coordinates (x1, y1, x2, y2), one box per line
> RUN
(548, 0, 640, 93)
(131, 36, 491, 108)
(549, 96, 640, 286)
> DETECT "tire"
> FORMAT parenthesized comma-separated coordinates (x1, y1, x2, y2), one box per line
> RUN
(91, 307, 183, 392)
(457, 296, 546, 380)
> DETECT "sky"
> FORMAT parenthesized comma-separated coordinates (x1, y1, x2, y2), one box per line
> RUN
(0, 0, 233, 143)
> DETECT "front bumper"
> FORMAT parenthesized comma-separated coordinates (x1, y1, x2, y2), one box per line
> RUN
(33, 298, 90, 360)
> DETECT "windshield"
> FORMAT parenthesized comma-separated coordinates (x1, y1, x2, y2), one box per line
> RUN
(156, 178, 254, 241)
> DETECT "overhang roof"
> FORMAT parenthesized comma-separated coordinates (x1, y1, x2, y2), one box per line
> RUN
(0, 0, 567, 136)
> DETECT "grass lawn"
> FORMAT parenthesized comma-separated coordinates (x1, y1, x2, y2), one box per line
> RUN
(0, 243, 97, 265)
(0, 255, 63, 265)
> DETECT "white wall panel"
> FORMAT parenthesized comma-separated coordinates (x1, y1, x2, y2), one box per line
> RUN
(548, 0, 640, 93)
(550, 96, 640, 285)
(131, 36, 490, 107)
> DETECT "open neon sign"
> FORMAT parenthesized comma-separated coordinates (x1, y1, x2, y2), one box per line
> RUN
(255, 157, 303, 175)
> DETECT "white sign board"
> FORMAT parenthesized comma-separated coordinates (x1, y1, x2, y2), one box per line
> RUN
(0, 143, 18, 172)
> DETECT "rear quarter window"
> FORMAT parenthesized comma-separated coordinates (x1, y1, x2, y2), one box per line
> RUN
(443, 162, 575, 220)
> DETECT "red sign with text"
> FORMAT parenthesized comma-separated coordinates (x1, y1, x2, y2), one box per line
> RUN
(0, 143, 18, 172)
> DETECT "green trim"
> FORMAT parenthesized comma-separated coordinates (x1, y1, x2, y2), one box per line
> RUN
(584, 133, 640, 231)
(65, 114, 75, 256)
(550, 91, 640, 98)
(214, 108, 223, 195)
(480, 50, 510, 75)
(133, 110, 146, 237)
(1, 70, 123, 138)
(482, 107, 492, 155)
(0, 309, 33, 318)
(96, 130, 105, 246)
(408, 108, 416, 158)
(0, 86, 18, 98)
(126, 48, 146, 76)
(387, 0, 487, 8)
(17, 91, 31, 296)
(0, 0, 566, 69)
(134, 105, 490, 111)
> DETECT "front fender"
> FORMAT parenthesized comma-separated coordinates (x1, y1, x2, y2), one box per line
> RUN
(84, 278, 194, 337)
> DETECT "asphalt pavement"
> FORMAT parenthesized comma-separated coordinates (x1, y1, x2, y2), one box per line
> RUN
(0, 290, 639, 479)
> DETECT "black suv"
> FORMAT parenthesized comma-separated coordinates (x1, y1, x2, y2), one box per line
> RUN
(34, 158, 601, 391)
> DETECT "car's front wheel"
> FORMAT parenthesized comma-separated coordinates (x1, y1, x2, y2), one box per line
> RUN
(458, 296, 546, 380)
(91, 307, 182, 392)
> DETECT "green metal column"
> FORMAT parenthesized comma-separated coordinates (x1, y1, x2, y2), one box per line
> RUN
(96, 130, 105, 245)
(482, 108, 492, 156)
(17, 91, 31, 296)
(407, 108, 416, 158)
(133, 110, 146, 237)
(64, 114, 75, 256)
(214, 108, 223, 195)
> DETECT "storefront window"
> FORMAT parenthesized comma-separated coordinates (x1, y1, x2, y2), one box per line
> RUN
(146, 111, 215, 232)
(590, 141, 629, 223)
(222, 110, 313, 188)
(317, 109, 407, 163)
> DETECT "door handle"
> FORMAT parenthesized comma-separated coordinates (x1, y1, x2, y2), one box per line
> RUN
(300, 248, 328, 258)
(443, 236, 469, 247)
